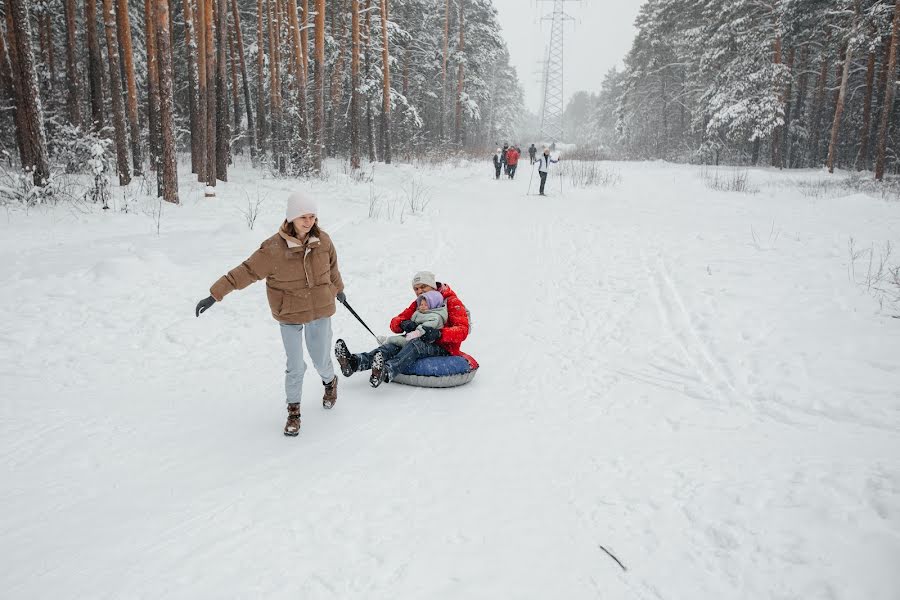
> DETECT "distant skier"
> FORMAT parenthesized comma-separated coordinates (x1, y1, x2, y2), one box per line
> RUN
(536, 147, 559, 196)
(492, 148, 504, 179)
(501, 143, 510, 175)
(506, 145, 520, 179)
(528, 143, 537, 164)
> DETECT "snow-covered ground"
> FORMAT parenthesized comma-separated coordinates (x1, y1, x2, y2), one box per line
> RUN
(2, 157, 899, 599)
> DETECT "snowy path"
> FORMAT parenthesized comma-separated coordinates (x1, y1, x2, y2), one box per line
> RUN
(2, 160, 899, 598)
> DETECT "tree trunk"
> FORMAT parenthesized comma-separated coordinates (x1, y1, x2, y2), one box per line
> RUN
(205, 0, 217, 185)
(231, 0, 256, 157)
(826, 43, 854, 173)
(856, 43, 878, 170)
(7, 0, 50, 185)
(313, 0, 325, 171)
(379, 0, 391, 163)
(86, 0, 105, 130)
(776, 47, 795, 169)
(268, 0, 283, 172)
(287, 0, 309, 172)
(195, 0, 208, 179)
(256, 0, 268, 154)
(116, 0, 143, 176)
(183, 0, 200, 173)
(808, 46, 829, 167)
(327, 5, 345, 158)
(101, 0, 131, 185)
(349, 0, 360, 169)
(216, 0, 229, 180)
(301, 0, 309, 84)
(228, 24, 242, 149)
(146, 0, 161, 175)
(771, 11, 783, 168)
(870, 37, 892, 168)
(876, 0, 900, 180)
(440, 0, 449, 141)
(363, 0, 376, 161)
(454, 0, 464, 146)
(64, 0, 82, 127)
(155, 0, 179, 202)
(787, 45, 809, 167)
(3, 10, 33, 168)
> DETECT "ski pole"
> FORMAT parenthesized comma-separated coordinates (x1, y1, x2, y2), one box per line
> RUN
(339, 297, 380, 342)
(527, 162, 535, 195)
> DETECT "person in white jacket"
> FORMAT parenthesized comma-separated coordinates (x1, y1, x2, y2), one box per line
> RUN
(536, 147, 559, 196)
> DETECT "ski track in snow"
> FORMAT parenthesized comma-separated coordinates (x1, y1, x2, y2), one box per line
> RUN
(2, 159, 900, 599)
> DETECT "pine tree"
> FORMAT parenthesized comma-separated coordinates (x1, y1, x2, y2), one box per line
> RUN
(7, 0, 50, 185)
(156, 0, 179, 202)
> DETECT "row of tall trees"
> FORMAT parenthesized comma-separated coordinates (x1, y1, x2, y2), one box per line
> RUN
(0, 0, 524, 203)
(585, 0, 900, 179)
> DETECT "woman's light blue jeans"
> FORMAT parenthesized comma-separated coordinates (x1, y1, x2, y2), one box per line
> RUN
(280, 318, 336, 405)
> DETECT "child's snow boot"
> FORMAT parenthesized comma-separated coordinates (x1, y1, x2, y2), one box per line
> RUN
(323, 377, 337, 409)
(334, 339, 359, 377)
(369, 351, 387, 388)
(284, 403, 301, 436)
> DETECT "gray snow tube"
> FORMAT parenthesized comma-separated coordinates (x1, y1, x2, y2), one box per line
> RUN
(391, 356, 478, 388)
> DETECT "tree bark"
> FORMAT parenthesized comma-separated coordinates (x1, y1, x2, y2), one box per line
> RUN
(454, 0, 464, 146)
(855, 47, 876, 170)
(268, 0, 283, 172)
(788, 44, 809, 168)
(3, 10, 32, 168)
(808, 44, 829, 167)
(363, 0, 376, 161)
(776, 47, 794, 169)
(256, 0, 268, 154)
(205, 0, 217, 185)
(116, 0, 143, 175)
(64, 0, 82, 127)
(313, 0, 325, 171)
(826, 43, 854, 173)
(230, 0, 256, 157)
(287, 0, 309, 171)
(216, 0, 230, 180)
(7, 0, 50, 184)
(195, 0, 208, 179)
(327, 5, 345, 158)
(228, 24, 242, 147)
(146, 0, 161, 174)
(440, 0, 449, 141)
(86, 0, 105, 130)
(379, 0, 391, 163)
(350, 0, 360, 169)
(183, 0, 200, 173)
(876, 0, 900, 180)
(155, 0, 179, 202)
(101, 0, 131, 185)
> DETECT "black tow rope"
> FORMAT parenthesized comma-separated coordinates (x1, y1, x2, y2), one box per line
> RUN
(339, 297, 380, 342)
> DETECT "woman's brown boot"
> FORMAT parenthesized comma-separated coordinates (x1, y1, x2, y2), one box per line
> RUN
(323, 377, 337, 409)
(284, 403, 301, 436)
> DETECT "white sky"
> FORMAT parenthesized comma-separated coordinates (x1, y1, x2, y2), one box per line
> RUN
(491, 0, 645, 113)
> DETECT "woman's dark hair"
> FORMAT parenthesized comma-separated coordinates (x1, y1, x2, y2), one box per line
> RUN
(287, 219, 320, 238)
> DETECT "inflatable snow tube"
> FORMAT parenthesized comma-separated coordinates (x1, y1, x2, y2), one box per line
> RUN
(392, 355, 478, 388)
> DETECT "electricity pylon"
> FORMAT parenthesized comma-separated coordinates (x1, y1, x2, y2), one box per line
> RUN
(537, 0, 578, 147)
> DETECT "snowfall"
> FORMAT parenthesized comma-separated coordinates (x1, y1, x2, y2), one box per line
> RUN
(1, 156, 899, 600)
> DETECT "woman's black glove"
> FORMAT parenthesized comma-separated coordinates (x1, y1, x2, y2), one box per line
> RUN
(195, 295, 216, 317)
(336, 291, 346, 304)
(420, 327, 441, 343)
(400, 320, 417, 333)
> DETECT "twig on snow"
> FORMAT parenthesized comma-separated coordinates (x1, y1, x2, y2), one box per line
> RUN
(599, 544, 627, 572)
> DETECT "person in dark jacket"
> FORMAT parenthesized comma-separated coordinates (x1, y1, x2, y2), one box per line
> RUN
(492, 148, 504, 179)
(501, 143, 510, 175)
(528, 143, 537, 164)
